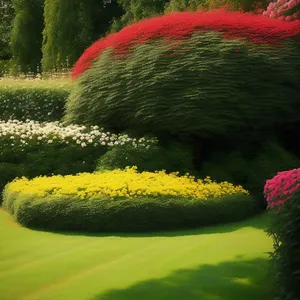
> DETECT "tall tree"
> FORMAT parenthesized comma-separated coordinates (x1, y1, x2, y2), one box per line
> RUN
(42, 0, 122, 72)
(42, 0, 93, 72)
(10, 0, 44, 74)
(0, 0, 14, 60)
(110, 0, 167, 32)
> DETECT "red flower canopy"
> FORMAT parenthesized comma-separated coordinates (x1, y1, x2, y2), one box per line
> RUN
(72, 9, 300, 79)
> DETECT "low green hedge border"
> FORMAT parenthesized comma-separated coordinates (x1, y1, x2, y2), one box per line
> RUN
(0, 79, 71, 121)
(3, 192, 258, 232)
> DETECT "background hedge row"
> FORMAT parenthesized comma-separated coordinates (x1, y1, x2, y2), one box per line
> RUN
(3, 190, 258, 232)
(0, 78, 71, 121)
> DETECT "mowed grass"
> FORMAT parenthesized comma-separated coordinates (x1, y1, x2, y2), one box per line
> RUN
(0, 76, 73, 90)
(0, 209, 274, 300)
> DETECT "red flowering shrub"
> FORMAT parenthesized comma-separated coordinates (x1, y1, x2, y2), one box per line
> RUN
(266, 168, 300, 300)
(72, 9, 300, 79)
(66, 10, 300, 208)
(264, 168, 300, 209)
(66, 10, 300, 136)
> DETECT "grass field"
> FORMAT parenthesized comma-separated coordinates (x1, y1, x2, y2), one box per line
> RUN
(0, 209, 274, 300)
(0, 76, 73, 89)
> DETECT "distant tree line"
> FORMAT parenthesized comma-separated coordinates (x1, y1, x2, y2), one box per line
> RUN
(0, 0, 269, 75)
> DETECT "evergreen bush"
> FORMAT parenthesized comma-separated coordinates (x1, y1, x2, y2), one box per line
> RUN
(247, 139, 300, 204)
(42, 0, 94, 72)
(10, 0, 43, 74)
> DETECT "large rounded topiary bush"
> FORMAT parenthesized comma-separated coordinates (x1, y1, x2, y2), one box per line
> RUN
(2, 167, 257, 232)
(65, 10, 300, 138)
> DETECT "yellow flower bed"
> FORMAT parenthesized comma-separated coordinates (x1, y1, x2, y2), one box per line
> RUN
(7, 167, 249, 200)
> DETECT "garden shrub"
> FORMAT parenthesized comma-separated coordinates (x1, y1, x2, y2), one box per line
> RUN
(265, 169, 300, 300)
(66, 10, 300, 140)
(96, 140, 195, 174)
(10, 0, 44, 74)
(198, 150, 249, 185)
(3, 167, 257, 232)
(0, 79, 72, 121)
(198, 139, 299, 208)
(0, 120, 156, 203)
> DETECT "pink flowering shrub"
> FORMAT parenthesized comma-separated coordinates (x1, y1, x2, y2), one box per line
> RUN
(264, 168, 300, 209)
(263, 0, 300, 21)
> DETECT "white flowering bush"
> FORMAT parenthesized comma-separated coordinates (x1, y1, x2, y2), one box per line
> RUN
(0, 78, 71, 121)
(0, 119, 158, 150)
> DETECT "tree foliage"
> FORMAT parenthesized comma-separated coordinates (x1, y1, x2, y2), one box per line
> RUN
(110, 0, 167, 32)
(165, 0, 208, 12)
(165, 0, 268, 12)
(10, 0, 43, 74)
(42, 0, 94, 72)
(0, 0, 14, 59)
(42, 0, 123, 72)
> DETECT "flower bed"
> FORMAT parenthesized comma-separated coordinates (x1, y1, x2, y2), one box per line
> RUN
(2, 167, 257, 232)
(0, 119, 157, 202)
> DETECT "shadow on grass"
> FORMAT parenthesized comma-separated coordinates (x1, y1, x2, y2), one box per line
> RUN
(93, 257, 274, 300)
(49, 212, 270, 238)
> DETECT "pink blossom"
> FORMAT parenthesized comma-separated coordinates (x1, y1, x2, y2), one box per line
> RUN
(262, 0, 300, 21)
(264, 168, 300, 210)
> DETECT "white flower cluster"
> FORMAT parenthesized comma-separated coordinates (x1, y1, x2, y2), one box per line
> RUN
(0, 119, 158, 149)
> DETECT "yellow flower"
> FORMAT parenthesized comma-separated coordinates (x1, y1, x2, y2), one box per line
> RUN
(5, 167, 249, 201)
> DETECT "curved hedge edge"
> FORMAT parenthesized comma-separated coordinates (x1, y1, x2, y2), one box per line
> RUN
(3, 191, 259, 233)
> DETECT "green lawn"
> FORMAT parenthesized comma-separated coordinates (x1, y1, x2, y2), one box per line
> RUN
(0, 209, 274, 300)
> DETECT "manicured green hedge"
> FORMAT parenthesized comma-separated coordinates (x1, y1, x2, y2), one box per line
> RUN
(3, 193, 257, 232)
(3, 168, 258, 232)
(0, 78, 72, 121)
